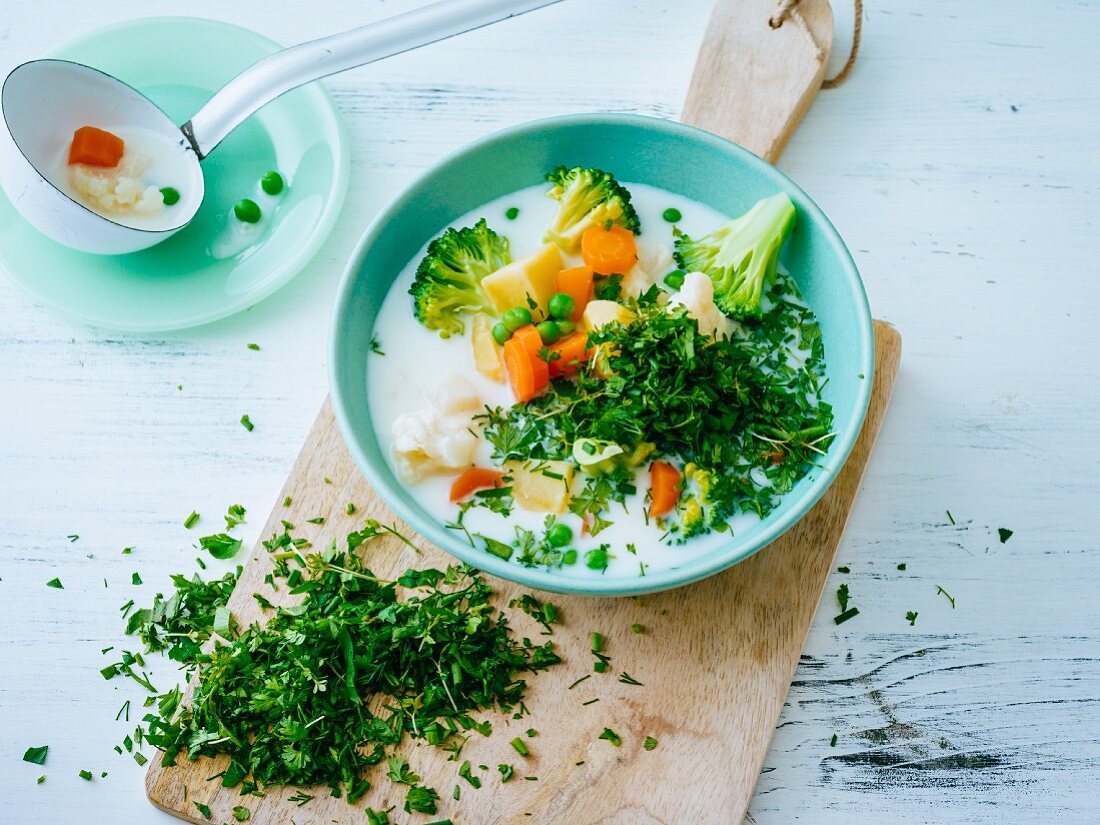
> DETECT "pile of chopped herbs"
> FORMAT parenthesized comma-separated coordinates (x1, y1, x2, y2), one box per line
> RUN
(128, 523, 560, 804)
(475, 278, 832, 549)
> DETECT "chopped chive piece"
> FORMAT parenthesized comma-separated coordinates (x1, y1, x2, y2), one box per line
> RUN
(131, 572, 142, 585)
(643, 736, 658, 751)
(581, 698, 600, 706)
(593, 661, 608, 673)
(36, 775, 46, 784)
(526, 728, 537, 737)
(936, 585, 956, 608)
(598, 727, 622, 746)
(78, 769, 93, 781)
(46, 578, 63, 589)
(370, 335, 385, 355)
(897, 562, 907, 571)
(282, 496, 292, 507)
(67, 534, 79, 542)
(307, 516, 325, 525)
(590, 632, 603, 653)
(837, 565, 850, 573)
(906, 610, 918, 625)
(239, 414, 254, 431)
(834, 607, 860, 625)
(510, 737, 529, 756)
(345, 502, 356, 515)
(946, 509, 955, 525)
(246, 342, 261, 351)
(618, 672, 643, 686)
(997, 527, 1013, 543)
(22, 746, 48, 765)
(830, 733, 838, 747)
(568, 674, 591, 690)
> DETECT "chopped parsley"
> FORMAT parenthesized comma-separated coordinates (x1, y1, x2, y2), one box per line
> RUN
(997, 527, 1013, 543)
(46, 578, 63, 589)
(194, 802, 211, 819)
(643, 736, 658, 751)
(906, 611, 918, 625)
(131, 572, 142, 585)
(198, 532, 242, 560)
(239, 414, 254, 432)
(498, 763, 515, 781)
(78, 769, 93, 781)
(224, 504, 246, 530)
(231, 806, 250, 821)
(246, 342, 261, 351)
(370, 335, 386, 356)
(133, 525, 560, 802)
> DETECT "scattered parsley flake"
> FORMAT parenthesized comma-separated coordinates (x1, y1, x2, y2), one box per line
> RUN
(833, 607, 860, 625)
(246, 343, 261, 351)
(836, 583, 851, 612)
(194, 802, 211, 820)
(131, 572, 142, 585)
(199, 532, 242, 560)
(998, 527, 1013, 543)
(897, 562, 907, 571)
(936, 585, 956, 608)
(830, 733, 838, 747)
(837, 566, 850, 573)
(224, 504, 246, 530)
(370, 336, 386, 356)
(282, 496, 292, 507)
(46, 578, 63, 589)
(498, 763, 514, 782)
(231, 805, 250, 821)
(22, 746, 48, 765)
(643, 736, 658, 751)
(598, 727, 622, 746)
(630, 623, 644, 634)
(906, 611, 918, 625)
(239, 414, 254, 432)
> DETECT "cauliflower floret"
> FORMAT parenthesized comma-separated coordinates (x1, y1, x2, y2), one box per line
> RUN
(391, 376, 481, 483)
(670, 272, 735, 339)
(69, 149, 164, 217)
(619, 239, 674, 298)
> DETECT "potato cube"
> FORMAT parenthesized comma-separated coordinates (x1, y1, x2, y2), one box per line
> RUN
(481, 243, 563, 315)
(506, 459, 575, 514)
(583, 300, 635, 331)
(470, 315, 505, 382)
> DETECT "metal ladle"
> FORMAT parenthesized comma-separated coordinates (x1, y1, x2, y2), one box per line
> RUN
(0, 0, 560, 255)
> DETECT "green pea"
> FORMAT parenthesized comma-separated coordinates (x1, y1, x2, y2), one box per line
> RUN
(664, 269, 686, 290)
(536, 320, 561, 345)
(585, 547, 609, 571)
(234, 198, 262, 223)
(662, 207, 682, 223)
(261, 171, 284, 195)
(546, 523, 573, 547)
(505, 206, 520, 220)
(556, 319, 576, 335)
(502, 307, 533, 332)
(547, 292, 576, 321)
(491, 322, 512, 346)
(562, 549, 578, 565)
(160, 187, 180, 206)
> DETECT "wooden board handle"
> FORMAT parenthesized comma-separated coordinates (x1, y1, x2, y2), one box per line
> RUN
(682, 0, 833, 162)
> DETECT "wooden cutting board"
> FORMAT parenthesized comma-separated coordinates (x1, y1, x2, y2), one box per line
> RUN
(148, 2, 899, 822)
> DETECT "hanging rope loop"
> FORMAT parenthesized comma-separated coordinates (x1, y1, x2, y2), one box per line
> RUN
(768, 0, 863, 89)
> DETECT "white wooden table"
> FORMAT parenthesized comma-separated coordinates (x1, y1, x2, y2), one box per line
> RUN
(2, 1, 1098, 822)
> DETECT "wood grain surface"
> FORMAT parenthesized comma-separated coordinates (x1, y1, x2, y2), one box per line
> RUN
(144, 323, 900, 824)
(5, 2, 1099, 824)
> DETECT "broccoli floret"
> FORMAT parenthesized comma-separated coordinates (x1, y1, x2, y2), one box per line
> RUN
(544, 166, 641, 253)
(673, 193, 795, 320)
(409, 218, 511, 338)
(675, 463, 719, 539)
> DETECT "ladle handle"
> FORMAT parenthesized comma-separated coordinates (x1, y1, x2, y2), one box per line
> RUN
(183, 0, 562, 159)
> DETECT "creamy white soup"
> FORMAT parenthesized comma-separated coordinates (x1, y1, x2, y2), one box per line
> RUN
(368, 168, 829, 580)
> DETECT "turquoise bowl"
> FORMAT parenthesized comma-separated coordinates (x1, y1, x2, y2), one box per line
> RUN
(330, 114, 873, 597)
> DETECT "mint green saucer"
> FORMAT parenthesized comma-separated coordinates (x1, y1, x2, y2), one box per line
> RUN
(0, 17, 349, 331)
